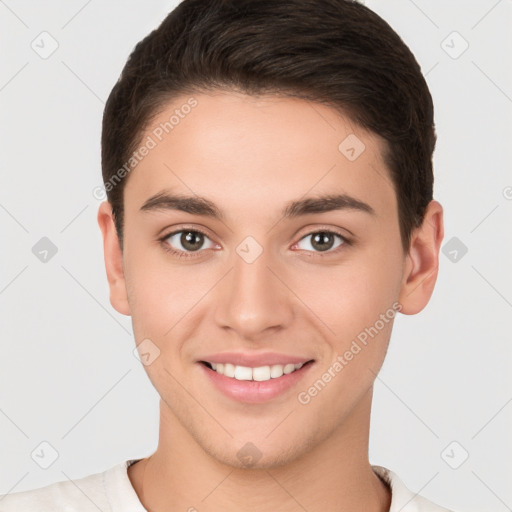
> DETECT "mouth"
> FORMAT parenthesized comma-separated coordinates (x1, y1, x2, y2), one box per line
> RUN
(198, 359, 315, 404)
(200, 360, 314, 381)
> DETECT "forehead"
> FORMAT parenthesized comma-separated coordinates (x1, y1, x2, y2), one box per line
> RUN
(123, 91, 396, 220)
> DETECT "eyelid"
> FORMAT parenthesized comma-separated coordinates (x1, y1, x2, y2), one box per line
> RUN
(158, 224, 213, 240)
(294, 224, 352, 242)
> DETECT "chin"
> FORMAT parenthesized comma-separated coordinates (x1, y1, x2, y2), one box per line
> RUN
(203, 438, 307, 471)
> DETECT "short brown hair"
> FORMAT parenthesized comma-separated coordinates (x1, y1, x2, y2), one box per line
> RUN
(101, 0, 436, 251)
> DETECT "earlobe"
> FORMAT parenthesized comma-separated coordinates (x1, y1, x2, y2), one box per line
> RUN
(398, 200, 444, 315)
(97, 201, 131, 316)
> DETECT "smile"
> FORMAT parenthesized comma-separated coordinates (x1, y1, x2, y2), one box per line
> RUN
(202, 361, 307, 381)
(199, 360, 315, 404)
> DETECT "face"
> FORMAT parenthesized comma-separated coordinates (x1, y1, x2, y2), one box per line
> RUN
(100, 91, 436, 469)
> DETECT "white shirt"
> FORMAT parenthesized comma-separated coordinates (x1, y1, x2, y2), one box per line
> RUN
(0, 459, 455, 511)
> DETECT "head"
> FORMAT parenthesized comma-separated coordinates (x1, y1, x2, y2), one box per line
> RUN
(98, 0, 443, 469)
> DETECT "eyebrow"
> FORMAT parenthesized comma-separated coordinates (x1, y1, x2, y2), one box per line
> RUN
(140, 190, 375, 220)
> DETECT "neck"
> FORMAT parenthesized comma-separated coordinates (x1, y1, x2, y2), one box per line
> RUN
(129, 387, 390, 512)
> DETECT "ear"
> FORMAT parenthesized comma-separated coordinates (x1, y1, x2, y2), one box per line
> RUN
(398, 200, 444, 315)
(97, 201, 131, 316)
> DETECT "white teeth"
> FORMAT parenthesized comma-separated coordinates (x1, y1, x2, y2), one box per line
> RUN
(283, 363, 296, 374)
(207, 362, 306, 381)
(270, 364, 284, 378)
(234, 365, 253, 380)
(223, 363, 236, 378)
(252, 366, 271, 381)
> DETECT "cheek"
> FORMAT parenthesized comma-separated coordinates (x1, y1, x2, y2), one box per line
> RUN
(122, 239, 174, 338)
(293, 263, 401, 414)
(289, 248, 403, 338)
(123, 242, 218, 348)
(292, 246, 403, 394)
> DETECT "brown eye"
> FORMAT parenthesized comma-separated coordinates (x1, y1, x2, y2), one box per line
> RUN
(179, 231, 204, 251)
(295, 231, 346, 253)
(162, 229, 216, 255)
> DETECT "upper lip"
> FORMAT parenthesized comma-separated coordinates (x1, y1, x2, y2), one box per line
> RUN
(198, 352, 314, 367)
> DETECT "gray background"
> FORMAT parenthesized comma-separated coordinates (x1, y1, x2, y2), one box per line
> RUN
(1, 1, 511, 511)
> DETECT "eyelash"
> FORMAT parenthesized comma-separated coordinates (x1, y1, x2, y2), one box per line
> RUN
(158, 227, 351, 259)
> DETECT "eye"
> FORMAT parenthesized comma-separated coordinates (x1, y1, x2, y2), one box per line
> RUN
(293, 230, 348, 254)
(159, 227, 351, 259)
(160, 228, 218, 258)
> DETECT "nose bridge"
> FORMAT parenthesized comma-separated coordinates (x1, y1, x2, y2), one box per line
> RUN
(214, 237, 292, 339)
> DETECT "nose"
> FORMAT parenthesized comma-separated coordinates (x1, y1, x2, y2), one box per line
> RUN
(213, 243, 294, 341)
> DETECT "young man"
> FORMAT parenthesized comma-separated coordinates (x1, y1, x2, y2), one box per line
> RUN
(0, 0, 455, 510)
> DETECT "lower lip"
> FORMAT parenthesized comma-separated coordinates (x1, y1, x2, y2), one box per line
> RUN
(198, 361, 315, 404)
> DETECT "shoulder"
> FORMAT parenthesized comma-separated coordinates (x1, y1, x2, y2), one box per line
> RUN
(372, 465, 457, 512)
(0, 461, 129, 512)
